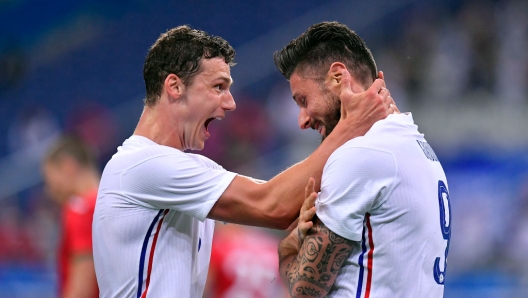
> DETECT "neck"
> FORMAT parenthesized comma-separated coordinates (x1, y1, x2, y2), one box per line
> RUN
(134, 104, 184, 150)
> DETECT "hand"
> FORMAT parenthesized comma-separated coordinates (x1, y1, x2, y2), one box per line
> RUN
(337, 70, 399, 137)
(279, 177, 318, 260)
(298, 177, 317, 245)
(377, 71, 399, 114)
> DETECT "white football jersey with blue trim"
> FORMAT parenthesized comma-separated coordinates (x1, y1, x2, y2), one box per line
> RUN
(93, 135, 237, 298)
(316, 113, 449, 298)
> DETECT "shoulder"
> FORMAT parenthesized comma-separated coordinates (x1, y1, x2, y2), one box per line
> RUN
(326, 143, 396, 173)
(362, 112, 421, 143)
(186, 153, 225, 170)
(321, 145, 397, 207)
(131, 152, 224, 176)
(113, 142, 210, 173)
(322, 145, 397, 187)
(325, 113, 417, 169)
(111, 135, 182, 161)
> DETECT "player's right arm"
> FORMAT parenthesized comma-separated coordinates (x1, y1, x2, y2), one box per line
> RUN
(277, 177, 353, 297)
(279, 217, 354, 297)
(208, 76, 394, 229)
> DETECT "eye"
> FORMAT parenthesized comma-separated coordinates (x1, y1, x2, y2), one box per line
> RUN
(214, 84, 223, 91)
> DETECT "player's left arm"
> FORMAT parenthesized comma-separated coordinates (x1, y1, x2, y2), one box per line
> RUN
(279, 178, 354, 297)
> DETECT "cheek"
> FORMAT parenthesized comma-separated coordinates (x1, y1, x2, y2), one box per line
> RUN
(307, 104, 324, 119)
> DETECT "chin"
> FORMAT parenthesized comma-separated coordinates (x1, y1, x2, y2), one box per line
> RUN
(190, 143, 205, 151)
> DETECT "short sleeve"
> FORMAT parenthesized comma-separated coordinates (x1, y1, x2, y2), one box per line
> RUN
(316, 147, 396, 241)
(121, 153, 237, 221)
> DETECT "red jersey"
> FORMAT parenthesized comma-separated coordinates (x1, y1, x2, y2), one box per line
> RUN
(208, 226, 288, 298)
(59, 189, 99, 298)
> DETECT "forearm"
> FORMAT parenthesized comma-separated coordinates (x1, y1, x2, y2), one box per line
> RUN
(278, 233, 301, 291)
(279, 219, 354, 297)
(262, 123, 355, 226)
(261, 75, 390, 227)
(209, 82, 389, 228)
(279, 235, 330, 298)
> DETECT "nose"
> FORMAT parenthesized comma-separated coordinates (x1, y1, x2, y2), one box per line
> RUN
(223, 92, 236, 111)
(298, 108, 311, 130)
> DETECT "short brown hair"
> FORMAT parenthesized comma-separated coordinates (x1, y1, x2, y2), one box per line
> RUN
(274, 21, 377, 88)
(143, 25, 236, 106)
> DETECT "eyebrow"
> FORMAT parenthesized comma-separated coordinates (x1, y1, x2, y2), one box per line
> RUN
(217, 76, 234, 86)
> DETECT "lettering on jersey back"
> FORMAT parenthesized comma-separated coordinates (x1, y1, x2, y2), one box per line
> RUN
(416, 140, 439, 162)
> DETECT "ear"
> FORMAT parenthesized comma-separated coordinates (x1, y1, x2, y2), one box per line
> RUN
(327, 62, 346, 83)
(325, 62, 348, 95)
(164, 74, 185, 102)
(326, 62, 365, 95)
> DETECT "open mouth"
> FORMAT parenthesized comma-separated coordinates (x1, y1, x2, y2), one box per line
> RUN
(205, 118, 214, 132)
(204, 117, 222, 132)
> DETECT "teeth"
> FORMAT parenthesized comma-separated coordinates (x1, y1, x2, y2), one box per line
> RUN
(215, 117, 222, 120)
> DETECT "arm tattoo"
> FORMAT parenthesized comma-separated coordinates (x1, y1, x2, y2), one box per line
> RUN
(283, 218, 354, 297)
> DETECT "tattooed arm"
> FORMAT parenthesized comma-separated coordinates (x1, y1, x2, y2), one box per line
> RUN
(279, 178, 355, 297)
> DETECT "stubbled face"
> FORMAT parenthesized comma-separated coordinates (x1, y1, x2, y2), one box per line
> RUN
(289, 72, 341, 141)
(42, 160, 72, 204)
(178, 58, 236, 151)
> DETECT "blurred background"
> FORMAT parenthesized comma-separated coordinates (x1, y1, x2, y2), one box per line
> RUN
(1, 0, 527, 297)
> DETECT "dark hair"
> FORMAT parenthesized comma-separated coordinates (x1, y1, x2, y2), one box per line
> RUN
(143, 25, 236, 106)
(274, 21, 377, 87)
(44, 135, 97, 169)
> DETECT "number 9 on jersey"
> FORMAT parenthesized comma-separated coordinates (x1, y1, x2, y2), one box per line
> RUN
(434, 180, 451, 285)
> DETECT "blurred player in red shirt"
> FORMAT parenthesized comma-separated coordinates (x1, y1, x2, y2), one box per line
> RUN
(206, 223, 289, 298)
(42, 136, 99, 298)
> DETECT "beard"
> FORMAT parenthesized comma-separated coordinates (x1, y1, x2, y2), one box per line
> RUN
(320, 91, 341, 141)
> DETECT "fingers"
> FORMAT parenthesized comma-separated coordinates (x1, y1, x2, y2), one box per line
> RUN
(384, 94, 400, 114)
(376, 71, 399, 114)
(301, 177, 317, 224)
(369, 78, 387, 96)
(374, 81, 401, 115)
(304, 177, 315, 201)
(298, 201, 316, 241)
(300, 211, 316, 227)
(298, 213, 314, 235)
(339, 72, 353, 119)
(298, 177, 317, 241)
(370, 78, 385, 91)
(388, 102, 400, 114)
(335, 69, 399, 138)
(300, 193, 317, 223)
(339, 71, 353, 97)
(377, 70, 385, 80)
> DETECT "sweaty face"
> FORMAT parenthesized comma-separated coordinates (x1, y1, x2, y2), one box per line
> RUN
(178, 58, 236, 150)
(289, 72, 341, 141)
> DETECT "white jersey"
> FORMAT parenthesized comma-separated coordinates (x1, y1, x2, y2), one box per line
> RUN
(93, 135, 237, 298)
(316, 113, 450, 298)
